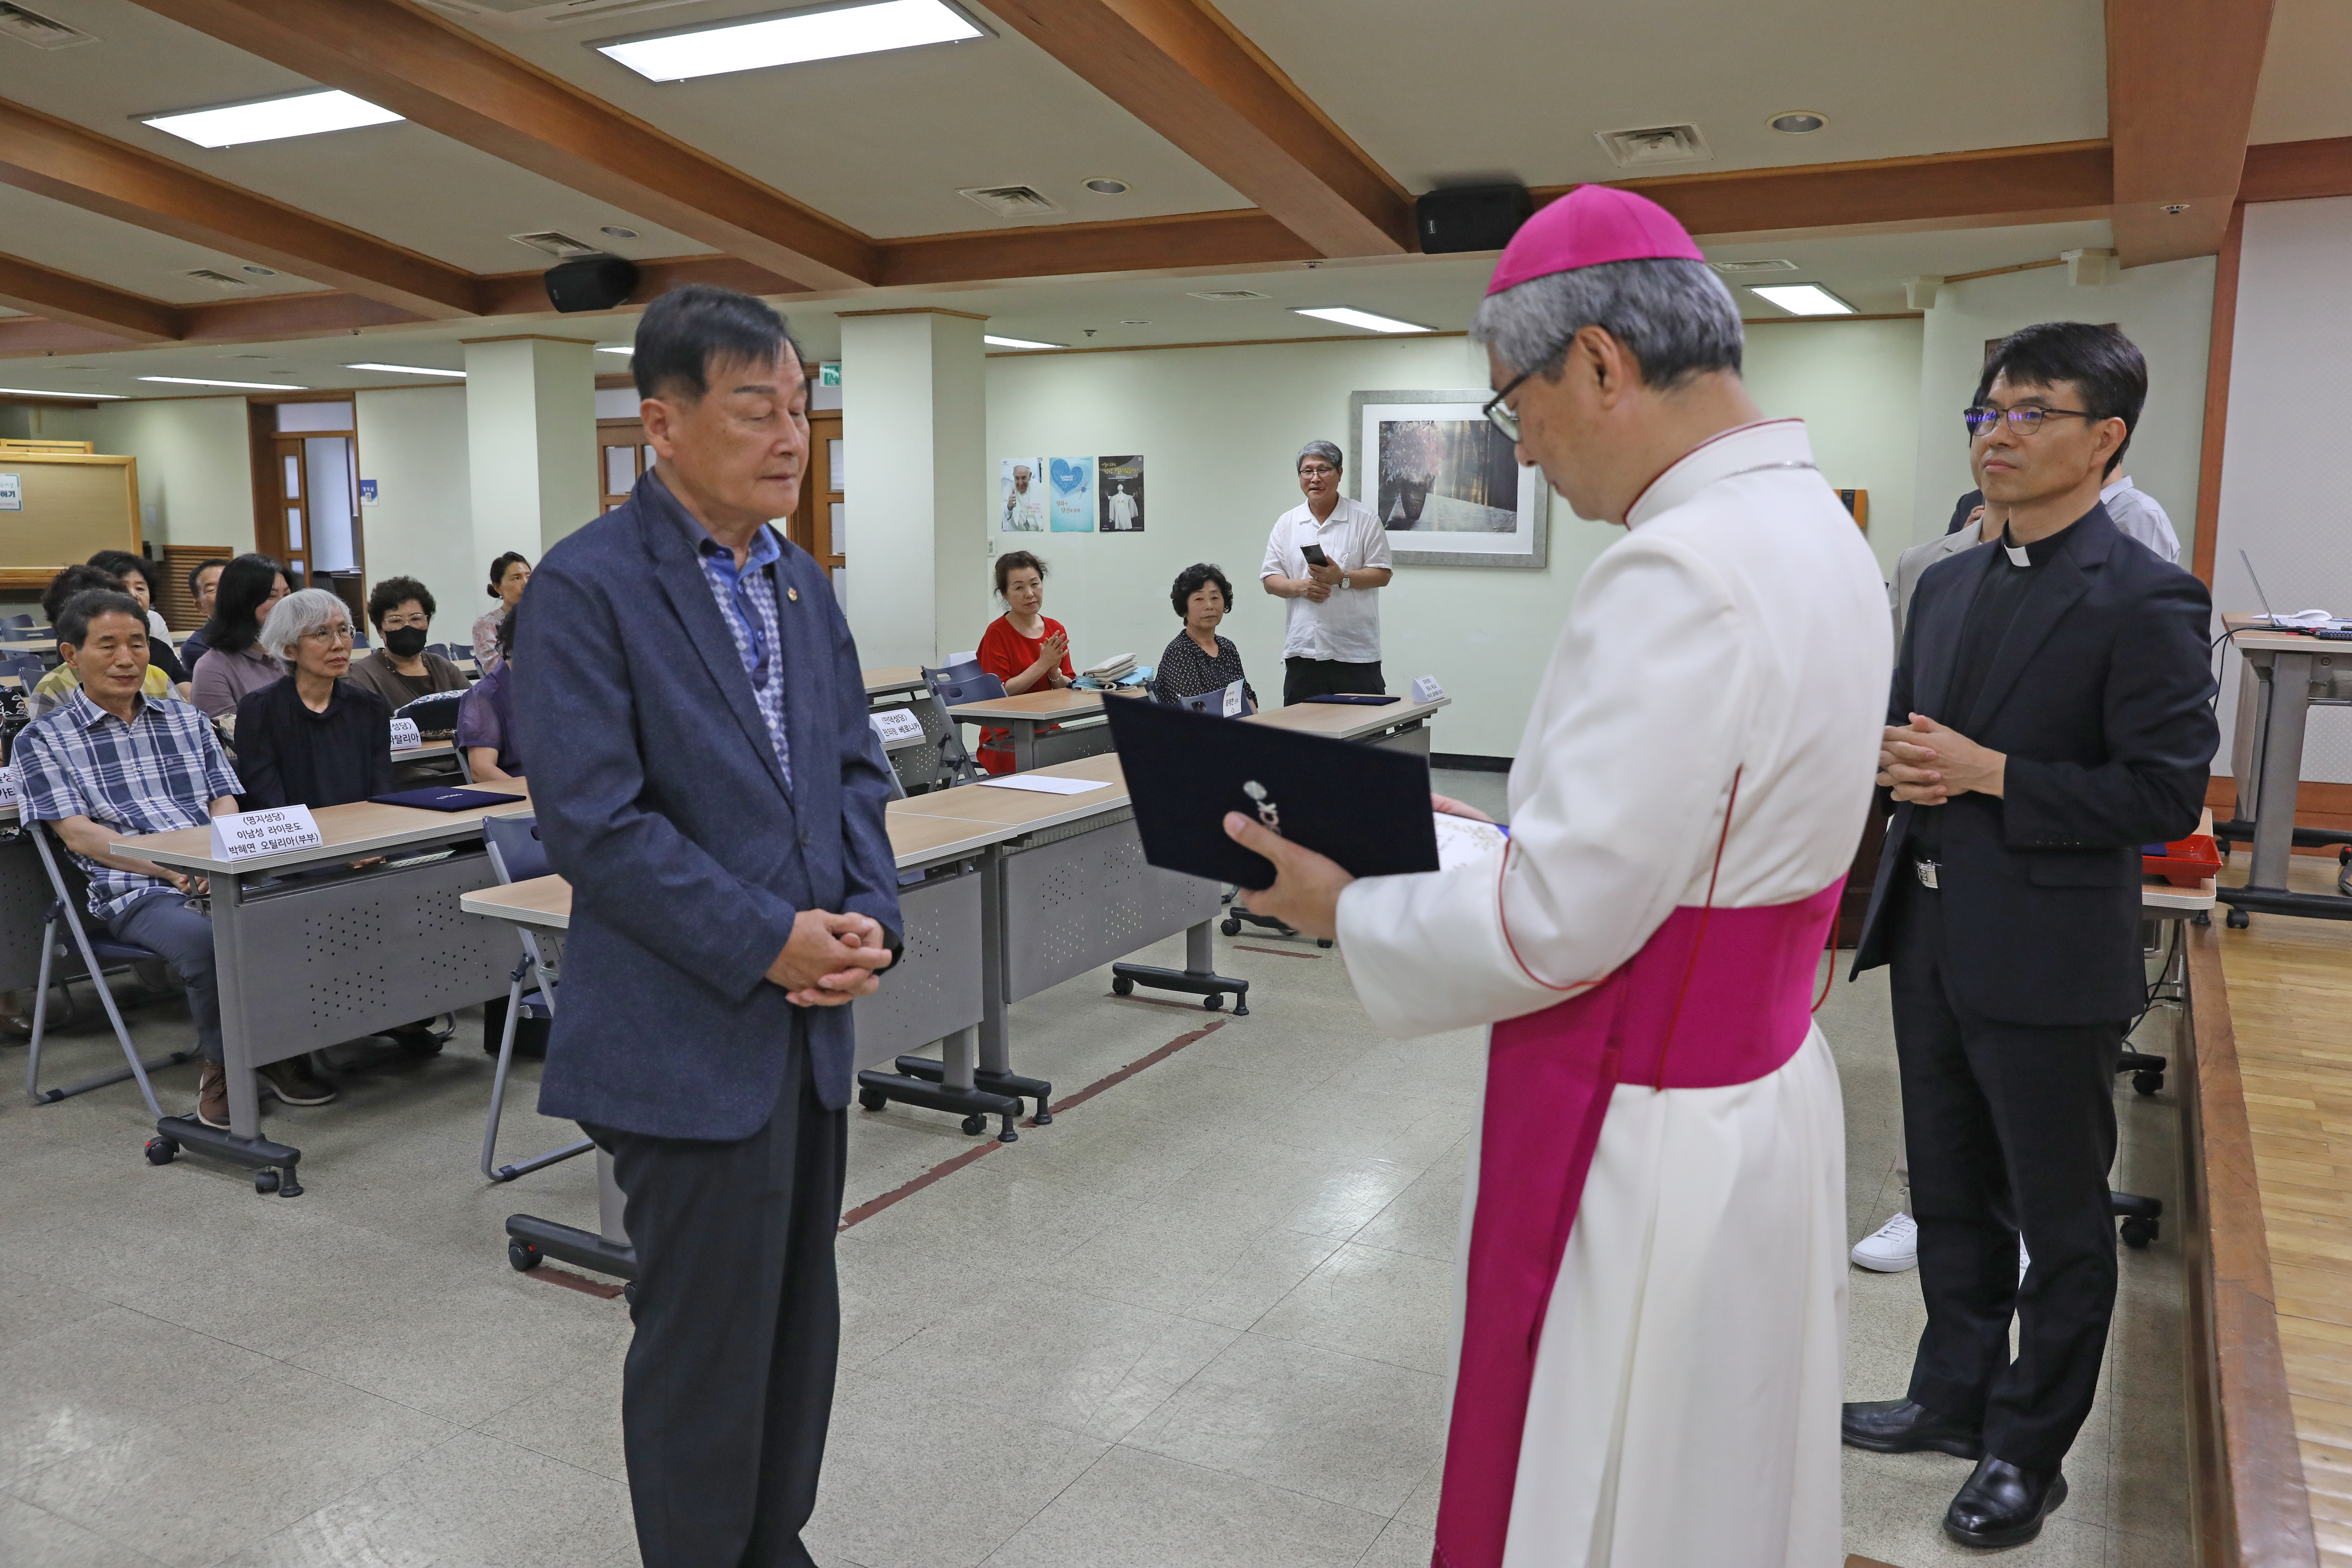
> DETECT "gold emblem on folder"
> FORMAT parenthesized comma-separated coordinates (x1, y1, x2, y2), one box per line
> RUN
(1242, 780, 1281, 833)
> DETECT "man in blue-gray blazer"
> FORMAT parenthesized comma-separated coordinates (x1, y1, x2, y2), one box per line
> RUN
(516, 284, 899, 1568)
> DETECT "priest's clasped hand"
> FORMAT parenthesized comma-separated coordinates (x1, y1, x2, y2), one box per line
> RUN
(1879, 712, 2007, 805)
(1224, 812, 1353, 939)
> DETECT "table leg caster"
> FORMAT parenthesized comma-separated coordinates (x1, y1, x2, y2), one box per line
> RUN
(2119, 1216, 2158, 1248)
(2226, 907, 2251, 929)
(509, 1239, 543, 1272)
(144, 1136, 178, 1166)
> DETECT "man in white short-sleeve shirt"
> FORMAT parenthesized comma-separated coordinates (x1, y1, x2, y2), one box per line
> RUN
(1260, 439, 1395, 706)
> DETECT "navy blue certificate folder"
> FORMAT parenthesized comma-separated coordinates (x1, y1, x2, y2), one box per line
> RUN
(1103, 696, 1438, 887)
(370, 786, 520, 812)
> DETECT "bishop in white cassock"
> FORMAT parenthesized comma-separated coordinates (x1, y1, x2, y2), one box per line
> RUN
(1228, 186, 1891, 1568)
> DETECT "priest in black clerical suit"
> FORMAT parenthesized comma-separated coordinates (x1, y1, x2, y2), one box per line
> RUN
(1844, 322, 2217, 1549)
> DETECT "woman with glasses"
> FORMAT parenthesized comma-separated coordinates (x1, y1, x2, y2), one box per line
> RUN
(233, 588, 392, 811)
(348, 575, 469, 714)
(189, 553, 291, 719)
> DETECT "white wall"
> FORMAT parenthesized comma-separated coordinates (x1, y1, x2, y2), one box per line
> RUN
(88, 397, 255, 553)
(355, 385, 479, 631)
(984, 323, 1927, 757)
(2211, 196, 2352, 782)
(1909, 256, 2216, 561)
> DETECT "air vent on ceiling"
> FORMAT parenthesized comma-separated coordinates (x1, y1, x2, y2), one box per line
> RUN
(416, 0, 700, 30)
(1595, 123, 1712, 169)
(508, 230, 605, 259)
(958, 185, 1063, 220)
(0, 3, 94, 48)
(1187, 289, 1273, 302)
(1709, 259, 1799, 275)
(182, 268, 260, 293)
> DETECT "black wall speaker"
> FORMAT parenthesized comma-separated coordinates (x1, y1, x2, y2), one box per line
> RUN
(543, 255, 639, 313)
(1415, 184, 1533, 255)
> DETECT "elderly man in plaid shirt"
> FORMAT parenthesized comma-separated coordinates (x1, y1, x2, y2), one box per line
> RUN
(13, 586, 335, 1128)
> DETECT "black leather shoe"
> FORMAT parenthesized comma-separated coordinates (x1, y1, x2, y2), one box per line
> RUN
(1944, 1456, 2066, 1547)
(1841, 1398, 1984, 1458)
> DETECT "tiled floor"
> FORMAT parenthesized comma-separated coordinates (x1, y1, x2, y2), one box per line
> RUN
(0, 770, 2189, 1567)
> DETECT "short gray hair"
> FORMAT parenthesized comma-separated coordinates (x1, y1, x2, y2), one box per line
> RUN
(259, 588, 352, 664)
(1296, 440, 1343, 472)
(1470, 258, 1743, 390)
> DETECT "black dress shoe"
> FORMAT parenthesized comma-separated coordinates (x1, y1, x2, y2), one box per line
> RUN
(1945, 1456, 2066, 1547)
(1841, 1398, 1984, 1458)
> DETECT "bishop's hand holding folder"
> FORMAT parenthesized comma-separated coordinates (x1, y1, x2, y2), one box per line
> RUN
(1103, 696, 1497, 939)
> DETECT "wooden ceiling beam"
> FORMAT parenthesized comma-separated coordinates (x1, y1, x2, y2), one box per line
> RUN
(0, 253, 184, 343)
(2240, 136, 2352, 203)
(980, 0, 1410, 257)
(0, 98, 476, 320)
(2105, 0, 2275, 266)
(130, 0, 879, 291)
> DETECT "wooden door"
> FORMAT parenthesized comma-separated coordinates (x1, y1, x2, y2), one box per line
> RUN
(598, 420, 655, 513)
(787, 412, 843, 574)
(260, 435, 313, 588)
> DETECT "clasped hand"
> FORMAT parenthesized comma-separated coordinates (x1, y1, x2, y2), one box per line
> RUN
(1879, 713, 2005, 805)
(767, 909, 892, 1007)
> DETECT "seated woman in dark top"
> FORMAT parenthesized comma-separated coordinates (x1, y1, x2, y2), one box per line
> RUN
(457, 600, 522, 782)
(1152, 561, 1257, 714)
(190, 553, 290, 719)
(233, 589, 392, 810)
(345, 574, 468, 721)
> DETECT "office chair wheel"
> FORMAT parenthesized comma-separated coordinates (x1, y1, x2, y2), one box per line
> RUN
(252, 1169, 279, 1195)
(1203, 993, 1223, 1011)
(2133, 1069, 2164, 1096)
(2119, 1216, 2158, 1249)
(144, 1136, 177, 1166)
(1316, 938, 1334, 949)
(1220, 917, 1242, 937)
(1111, 976, 1134, 996)
(508, 1239, 542, 1272)
(623, 1281, 636, 1306)
(2226, 907, 2251, 929)
(858, 1087, 888, 1112)
(960, 1113, 988, 1136)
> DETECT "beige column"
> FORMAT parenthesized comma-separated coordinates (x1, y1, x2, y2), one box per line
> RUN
(463, 335, 598, 575)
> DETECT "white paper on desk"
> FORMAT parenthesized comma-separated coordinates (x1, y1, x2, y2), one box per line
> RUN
(1434, 812, 1506, 870)
(980, 776, 1110, 796)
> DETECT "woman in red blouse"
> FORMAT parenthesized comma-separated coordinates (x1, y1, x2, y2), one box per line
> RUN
(973, 550, 1074, 774)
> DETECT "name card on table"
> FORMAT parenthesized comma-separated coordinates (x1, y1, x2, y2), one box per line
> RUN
(1223, 678, 1244, 718)
(1410, 674, 1446, 704)
(389, 718, 420, 750)
(210, 805, 324, 862)
(0, 765, 19, 806)
(870, 708, 925, 747)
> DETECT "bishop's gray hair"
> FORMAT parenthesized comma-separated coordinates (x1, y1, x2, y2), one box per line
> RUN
(1295, 439, 1343, 472)
(1470, 257, 1744, 390)
(258, 588, 352, 665)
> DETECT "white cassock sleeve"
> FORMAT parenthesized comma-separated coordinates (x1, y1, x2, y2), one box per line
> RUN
(1334, 531, 1755, 1038)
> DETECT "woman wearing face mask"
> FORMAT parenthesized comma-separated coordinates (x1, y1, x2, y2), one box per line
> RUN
(347, 576, 470, 715)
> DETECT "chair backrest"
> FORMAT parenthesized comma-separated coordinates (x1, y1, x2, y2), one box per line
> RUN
(923, 664, 1005, 709)
(1, 654, 46, 685)
(3, 614, 32, 629)
(424, 643, 453, 660)
(482, 813, 550, 885)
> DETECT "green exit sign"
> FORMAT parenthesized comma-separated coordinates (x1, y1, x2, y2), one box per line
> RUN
(819, 361, 841, 387)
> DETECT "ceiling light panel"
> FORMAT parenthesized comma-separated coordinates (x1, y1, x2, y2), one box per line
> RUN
(1293, 307, 1431, 334)
(0, 386, 125, 399)
(345, 363, 466, 377)
(1748, 284, 1856, 316)
(138, 375, 307, 390)
(597, 0, 985, 83)
(984, 335, 1064, 350)
(141, 89, 402, 148)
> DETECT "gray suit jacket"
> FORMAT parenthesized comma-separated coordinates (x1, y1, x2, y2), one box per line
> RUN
(1890, 521, 1983, 645)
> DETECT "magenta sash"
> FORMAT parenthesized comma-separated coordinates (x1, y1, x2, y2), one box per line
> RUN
(1431, 880, 1842, 1568)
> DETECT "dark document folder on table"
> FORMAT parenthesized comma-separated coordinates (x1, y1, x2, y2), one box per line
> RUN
(1103, 696, 1438, 887)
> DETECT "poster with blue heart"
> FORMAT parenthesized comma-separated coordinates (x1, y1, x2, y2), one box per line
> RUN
(1048, 456, 1095, 532)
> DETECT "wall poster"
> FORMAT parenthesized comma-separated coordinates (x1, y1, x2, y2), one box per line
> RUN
(999, 456, 1046, 532)
(1348, 390, 1547, 569)
(1098, 454, 1144, 532)
(1049, 456, 1094, 532)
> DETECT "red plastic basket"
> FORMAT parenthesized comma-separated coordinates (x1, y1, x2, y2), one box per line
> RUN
(2142, 833, 2221, 888)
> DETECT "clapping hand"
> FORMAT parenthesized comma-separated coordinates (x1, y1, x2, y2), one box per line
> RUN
(1036, 629, 1069, 672)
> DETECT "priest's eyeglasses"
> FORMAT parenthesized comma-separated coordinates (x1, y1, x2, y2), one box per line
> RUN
(1963, 404, 2099, 439)
(1483, 372, 1533, 441)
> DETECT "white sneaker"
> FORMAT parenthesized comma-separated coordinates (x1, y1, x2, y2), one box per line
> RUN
(1851, 1212, 1919, 1272)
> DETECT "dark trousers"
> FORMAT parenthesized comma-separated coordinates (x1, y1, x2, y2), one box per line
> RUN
(584, 1046, 847, 1568)
(111, 891, 222, 1064)
(1281, 657, 1385, 707)
(1889, 875, 2122, 1472)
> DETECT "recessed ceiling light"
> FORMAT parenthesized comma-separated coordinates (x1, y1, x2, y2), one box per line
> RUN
(599, 225, 639, 239)
(1708, 259, 1798, 275)
(597, 0, 985, 83)
(1293, 306, 1431, 334)
(983, 334, 1065, 350)
(596, 345, 634, 356)
(1118, 319, 1150, 326)
(1188, 289, 1272, 301)
(345, 362, 465, 378)
(1748, 283, 1855, 316)
(137, 375, 308, 390)
(1768, 111, 1828, 134)
(0, 386, 125, 399)
(240, 264, 278, 276)
(141, 89, 401, 148)
(1083, 177, 1129, 195)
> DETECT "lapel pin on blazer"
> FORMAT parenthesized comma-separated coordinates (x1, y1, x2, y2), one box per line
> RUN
(786, 586, 799, 602)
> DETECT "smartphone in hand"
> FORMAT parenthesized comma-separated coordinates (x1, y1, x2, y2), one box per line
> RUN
(1299, 543, 1330, 568)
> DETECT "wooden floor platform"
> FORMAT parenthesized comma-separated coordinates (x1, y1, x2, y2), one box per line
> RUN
(2217, 857, 2352, 1565)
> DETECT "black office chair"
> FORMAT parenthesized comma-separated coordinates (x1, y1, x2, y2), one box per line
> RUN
(920, 663, 1003, 784)
(22, 823, 196, 1118)
(2, 614, 31, 629)
(478, 813, 589, 1184)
